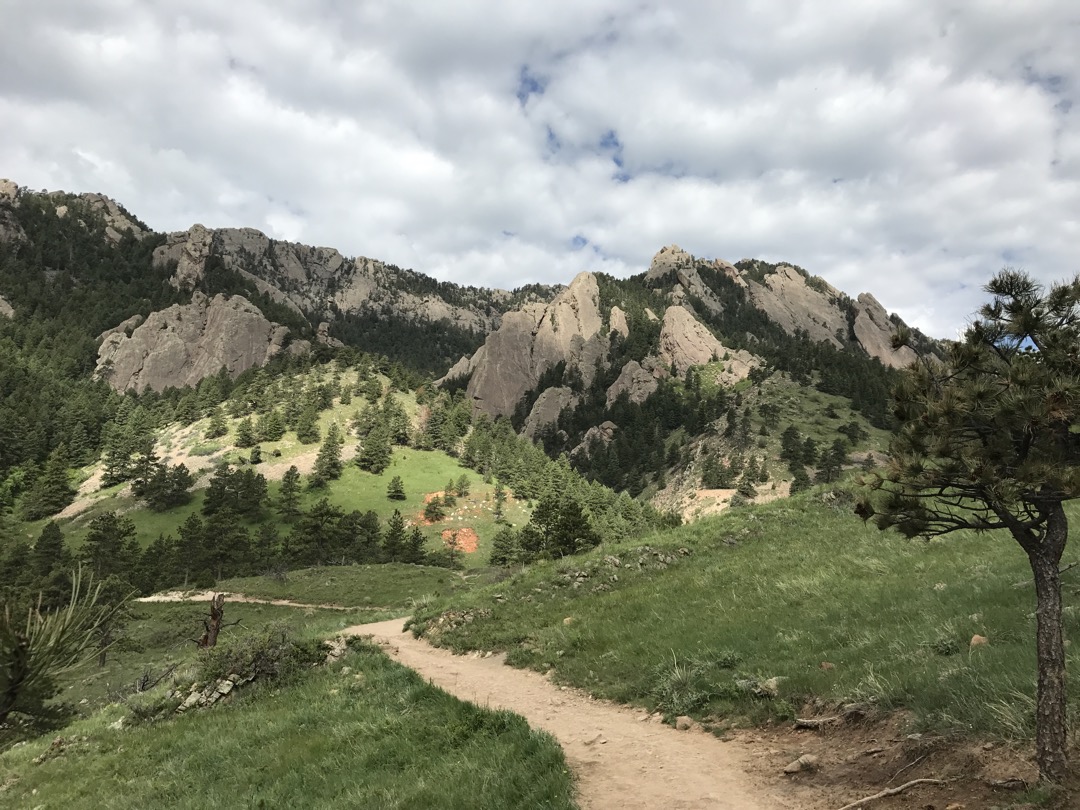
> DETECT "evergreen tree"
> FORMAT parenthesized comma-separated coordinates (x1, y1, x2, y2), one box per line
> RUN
(313, 423, 344, 484)
(863, 271, 1080, 783)
(259, 409, 287, 442)
(386, 475, 407, 500)
(403, 526, 427, 564)
(205, 407, 228, 440)
(176, 514, 208, 587)
(356, 424, 392, 474)
(382, 509, 407, 562)
(423, 496, 445, 523)
(81, 511, 137, 579)
(249, 446, 263, 465)
(442, 479, 457, 507)
(493, 480, 507, 521)
(278, 465, 302, 521)
(294, 403, 321, 444)
(455, 474, 471, 498)
(30, 522, 70, 581)
(20, 447, 76, 520)
(489, 527, 519, 566)
(234, 417, 256, 448)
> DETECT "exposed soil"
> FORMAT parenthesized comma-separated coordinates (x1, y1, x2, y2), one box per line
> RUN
(141, 591, 1072, 808)
(345, 618, 805, 810)
(135, 589, 363, 611)
(441, 527, 479, 553)
(344, 619, 1068, 809)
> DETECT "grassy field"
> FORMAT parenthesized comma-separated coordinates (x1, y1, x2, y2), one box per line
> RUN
(410, 486, 1080, 744)
(2, 640, 577, 809)
(58, 601, 385, 710)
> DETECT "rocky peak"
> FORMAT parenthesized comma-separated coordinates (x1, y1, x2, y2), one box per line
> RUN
(645, 245, 724, 313)
(852, 293, 918, 369)
(658, 305, 757, 379)
(454, 272, 607, 417)
(0, 179, 16, 201)
(95, 293, 290, 393)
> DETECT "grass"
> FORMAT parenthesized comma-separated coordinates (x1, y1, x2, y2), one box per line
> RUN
(410, 486, 1080, 743)
(18, 366, 535, 570)
(215, 563, 468, 608)
(1, 641, 577, 809)
(58, 601, 385, 710)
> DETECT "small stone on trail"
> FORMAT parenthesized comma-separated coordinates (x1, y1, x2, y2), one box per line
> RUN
(563, 616, 575, 625)
(675, 715, 696, 731)
(782, 754, 819, 774)
(945, 804, 965, 810)
(584, 733, 607, 746)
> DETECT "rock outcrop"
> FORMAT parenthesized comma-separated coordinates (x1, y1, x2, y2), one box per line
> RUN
(645, 245, 732, 313)
(606, 359, 662, 407)
(522, 387, 577, 438)
(743, 263, 848, 347)
(0, 294, 13, 319)
(852, 293, 917, 369)
(154, 225, 505, 331)
(461, 272, 607, 417)
(96, 292, 289, 393)
(0, 179, 25, 243)
(657, 305, 758, 380)
(571, 421, 618, 458)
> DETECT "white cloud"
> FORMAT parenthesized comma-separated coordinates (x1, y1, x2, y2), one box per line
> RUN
(1, 0, 1078, 336)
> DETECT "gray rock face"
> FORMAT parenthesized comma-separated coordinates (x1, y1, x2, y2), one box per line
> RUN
(464, 272, 606, 417)
(744, 263, 848, 347)
(606, 360, 661, 407)
(852, 293, 917, 368)
(658, 305, 758, 379)
(96, 292, 289, 393)
(0, 179, 24, 243)
(522, 387, 577, 438)
(0, 294, 13, 318)
(645, 245, 729, 313)
(609, 306, 629, 339)
(155, 225, 502, 332)
(571, 421, 618, 458)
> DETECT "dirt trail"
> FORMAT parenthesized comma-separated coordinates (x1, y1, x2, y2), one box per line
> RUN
(136, 590, 362, 612)
(344, 618, 804, 810)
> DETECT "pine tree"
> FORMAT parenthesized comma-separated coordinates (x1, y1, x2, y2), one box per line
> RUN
(312, 423, 344, 484)
(382, 509, 407, 562)
(493, 480, 507, 521)
(489, 527, 519, 566)
(863, 270, 1080, 783)
(205, 407, 228, 440)
(31, 521, 70, 581)
(278, 465, 302, 521)
(442, 479, 457, 507)
(423, 496, 445, 523)
(403, 526, 427, 564)
(20, 447, 76, 520)
(234, 417, 256, 448)
(356, 424, 392, 474)
(81, 511, 137, 580)
(455, 474, 471, 498)
(294, 403, 321, 444)
(386, 475, 407, 500)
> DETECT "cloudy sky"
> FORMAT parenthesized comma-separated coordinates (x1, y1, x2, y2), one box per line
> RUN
(2, 1, 1078, 337)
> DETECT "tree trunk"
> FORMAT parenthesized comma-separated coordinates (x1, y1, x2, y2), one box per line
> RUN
(197, 594, 226, 649)
(1027, 525, 1069, 784)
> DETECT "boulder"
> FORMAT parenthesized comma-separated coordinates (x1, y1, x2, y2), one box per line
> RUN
(0, 294, 13, 319)
(96, 292, 290, 393)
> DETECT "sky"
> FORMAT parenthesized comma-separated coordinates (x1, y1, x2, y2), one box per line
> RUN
(1, 1, 1078, 339)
